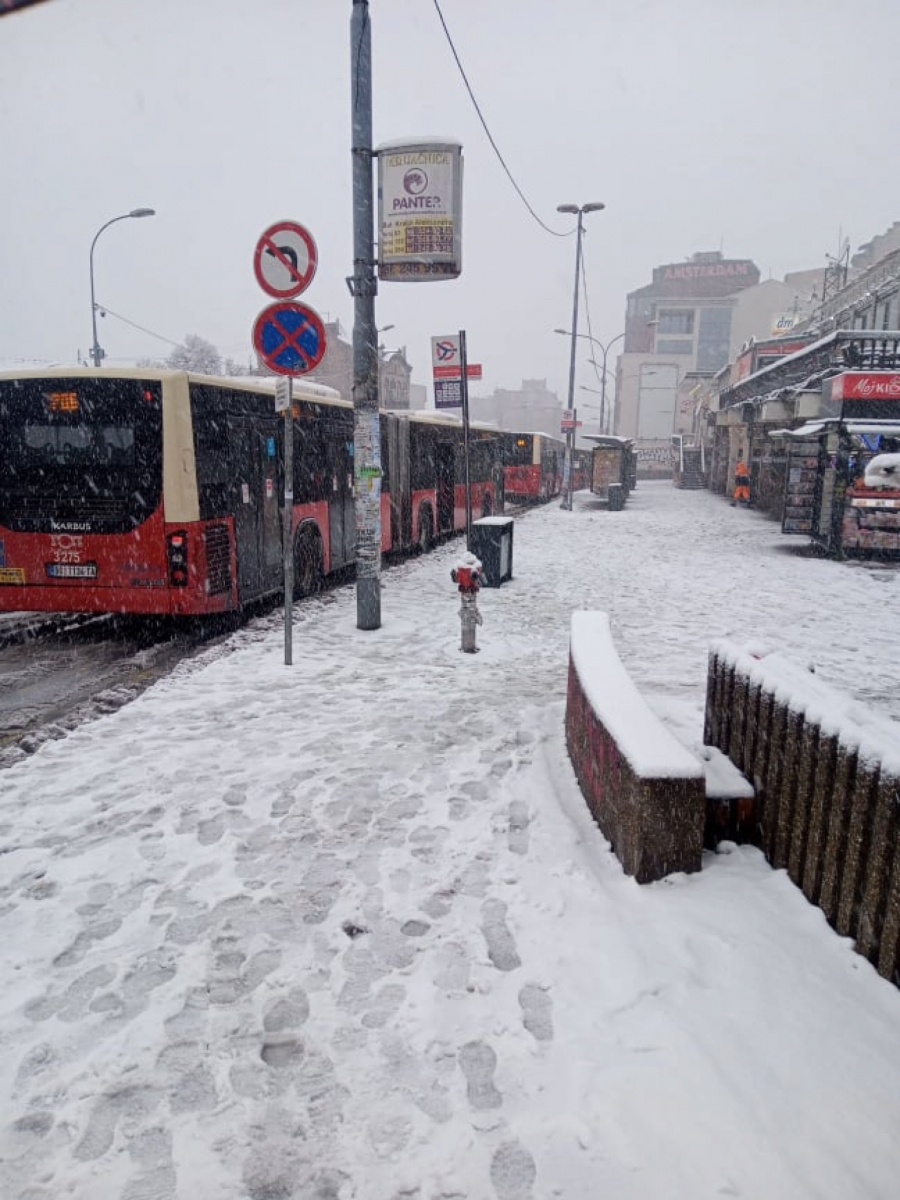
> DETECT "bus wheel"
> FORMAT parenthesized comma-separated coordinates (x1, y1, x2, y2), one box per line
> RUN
(294, 528, 323, 597)
(417, 506, 434, 553)
(481, 492, 493, 517)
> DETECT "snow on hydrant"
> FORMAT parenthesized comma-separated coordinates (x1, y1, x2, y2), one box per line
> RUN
(451, 551, 484, 654)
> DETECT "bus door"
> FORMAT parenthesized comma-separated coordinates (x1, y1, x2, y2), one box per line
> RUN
(435, 441, 455, 532)
(384, 414, 412, 548)
(229, 417, 283, 601)
(327, 425, 356, 569)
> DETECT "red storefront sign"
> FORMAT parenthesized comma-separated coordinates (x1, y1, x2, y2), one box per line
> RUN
(832, 372, 900, 400)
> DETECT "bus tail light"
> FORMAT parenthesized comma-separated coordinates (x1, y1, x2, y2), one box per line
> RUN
(167, 531, 189, 587)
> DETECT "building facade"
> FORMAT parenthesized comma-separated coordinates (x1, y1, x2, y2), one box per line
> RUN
(309, 320, 414, 409)
(616, 252, 761, 456)
(468, 378, 565, 440)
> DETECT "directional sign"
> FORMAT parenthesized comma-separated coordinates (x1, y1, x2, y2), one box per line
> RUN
(431, 335, 483, 379)
(252, 301, 327, 376)
(432, 335, 460, 369)
(254, 220, 318, 299)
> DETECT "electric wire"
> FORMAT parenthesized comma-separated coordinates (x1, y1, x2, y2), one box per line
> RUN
(94, 303, 180, 347)
(431, 0, 572, 239)
(579, 245, 605, 388)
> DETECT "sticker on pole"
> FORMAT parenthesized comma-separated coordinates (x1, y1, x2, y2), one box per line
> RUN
(252, 301, 327, 376)
(254, 220, 318, 299)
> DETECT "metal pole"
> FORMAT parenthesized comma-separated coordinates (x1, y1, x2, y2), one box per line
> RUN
(90, 239, 102, 368)
(350, 0, 381, 630)
(88, 210, 155, 369)
(89, 218, 123, 368)
(563, 211, 584, 510)
(283, 377, 294, 666)
(600, 351, 607, 435)
(460, 329, 472, 550)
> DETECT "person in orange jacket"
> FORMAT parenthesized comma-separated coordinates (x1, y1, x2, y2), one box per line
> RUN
(732, 455, 751, 506)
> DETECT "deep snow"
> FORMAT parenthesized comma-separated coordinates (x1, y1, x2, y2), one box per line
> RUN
(1, 482, 899, 1200)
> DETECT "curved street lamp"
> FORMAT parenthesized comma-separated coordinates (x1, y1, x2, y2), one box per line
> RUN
(90, 207, 156, 367)
(554, 327, 624, 434)
(556, 201, 605, 509)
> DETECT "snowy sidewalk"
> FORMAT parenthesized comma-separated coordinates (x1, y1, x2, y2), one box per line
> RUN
(2, 483, 900, 1200)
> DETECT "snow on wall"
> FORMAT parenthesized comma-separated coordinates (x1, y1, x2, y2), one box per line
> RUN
(711, 640, 900, 777)
(570, 611, 703, 779)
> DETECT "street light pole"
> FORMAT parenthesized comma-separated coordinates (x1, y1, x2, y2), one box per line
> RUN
(89, 207, 155, 368)
(557, 201, 604, 510)
(591, 332, 624, 433)
(555, 327, 625, 434)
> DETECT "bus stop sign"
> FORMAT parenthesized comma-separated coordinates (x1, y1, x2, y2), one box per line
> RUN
(252, 301, 327, 376)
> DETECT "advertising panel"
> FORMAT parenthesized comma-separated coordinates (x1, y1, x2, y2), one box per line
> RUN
(378, 140, 463, 282)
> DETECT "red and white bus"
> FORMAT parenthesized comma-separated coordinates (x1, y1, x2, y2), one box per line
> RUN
(502, 431, 566, 503)
(0, 368, 503, 617)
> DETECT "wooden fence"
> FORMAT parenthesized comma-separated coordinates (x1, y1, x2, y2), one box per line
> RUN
(705, 643, 900, 986)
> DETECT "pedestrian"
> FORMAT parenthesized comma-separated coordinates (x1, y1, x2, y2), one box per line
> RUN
(732, 454, 751, 507)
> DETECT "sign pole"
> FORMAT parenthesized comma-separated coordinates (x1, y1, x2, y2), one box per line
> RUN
(282, 377, 294, 667)
(350, 0, 381, 631)
(563, 210, 585, 511)
(459, 329, 473, 551)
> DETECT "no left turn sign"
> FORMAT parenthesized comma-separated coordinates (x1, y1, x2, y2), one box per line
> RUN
(253, 220, 318, 299)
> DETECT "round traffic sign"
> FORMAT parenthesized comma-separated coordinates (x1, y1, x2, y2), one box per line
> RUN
(252, 301, 328, 376)
(253, 220, 318, 299)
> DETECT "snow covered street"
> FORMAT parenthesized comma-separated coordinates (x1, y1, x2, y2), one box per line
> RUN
(2, 482, 899, 1200)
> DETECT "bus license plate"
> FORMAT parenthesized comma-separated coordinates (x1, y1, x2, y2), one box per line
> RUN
(0, 567, 26, 584)
(45, 563, 98, 579)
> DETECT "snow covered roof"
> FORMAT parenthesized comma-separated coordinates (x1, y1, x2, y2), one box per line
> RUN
(768, 419, 900, 440)
(582, 434, 634, 447)
(375, 136, 462, 151)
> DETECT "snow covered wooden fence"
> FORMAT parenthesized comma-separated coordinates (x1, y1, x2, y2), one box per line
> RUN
(565, 612, 706, 883)
(705, 642, 900, 987)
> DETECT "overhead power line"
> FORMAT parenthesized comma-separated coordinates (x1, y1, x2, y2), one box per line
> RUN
(95, 303, 180, 347)
(431, 0, 572, 239)
(579, 243, 606, 388)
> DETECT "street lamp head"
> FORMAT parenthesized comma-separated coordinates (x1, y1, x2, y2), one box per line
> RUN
(553, 327, 570, 336)
(556, 202, 604, 215)
(378, 323, 395, 334)
(129, 207, 155, 218)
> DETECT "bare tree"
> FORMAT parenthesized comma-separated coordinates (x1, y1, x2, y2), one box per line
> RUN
(167, 334, 222, 375)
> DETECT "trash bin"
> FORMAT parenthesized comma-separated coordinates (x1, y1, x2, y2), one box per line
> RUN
(607, 483, 624, 511)
(470, 516, 514, 587)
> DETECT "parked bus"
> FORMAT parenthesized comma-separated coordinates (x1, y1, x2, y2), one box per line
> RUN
(502, 431, 566, 503)
(0, 368, 502, 617)
(386, 410, 503, 553)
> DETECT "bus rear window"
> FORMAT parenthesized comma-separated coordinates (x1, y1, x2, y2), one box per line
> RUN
(21, 422, 136, 467)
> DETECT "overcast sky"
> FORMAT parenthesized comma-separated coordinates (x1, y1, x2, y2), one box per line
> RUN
(2, 0, 900, 401)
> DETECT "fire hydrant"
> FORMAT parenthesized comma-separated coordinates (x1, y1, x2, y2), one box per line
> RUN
(451, 552, 484, 653)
